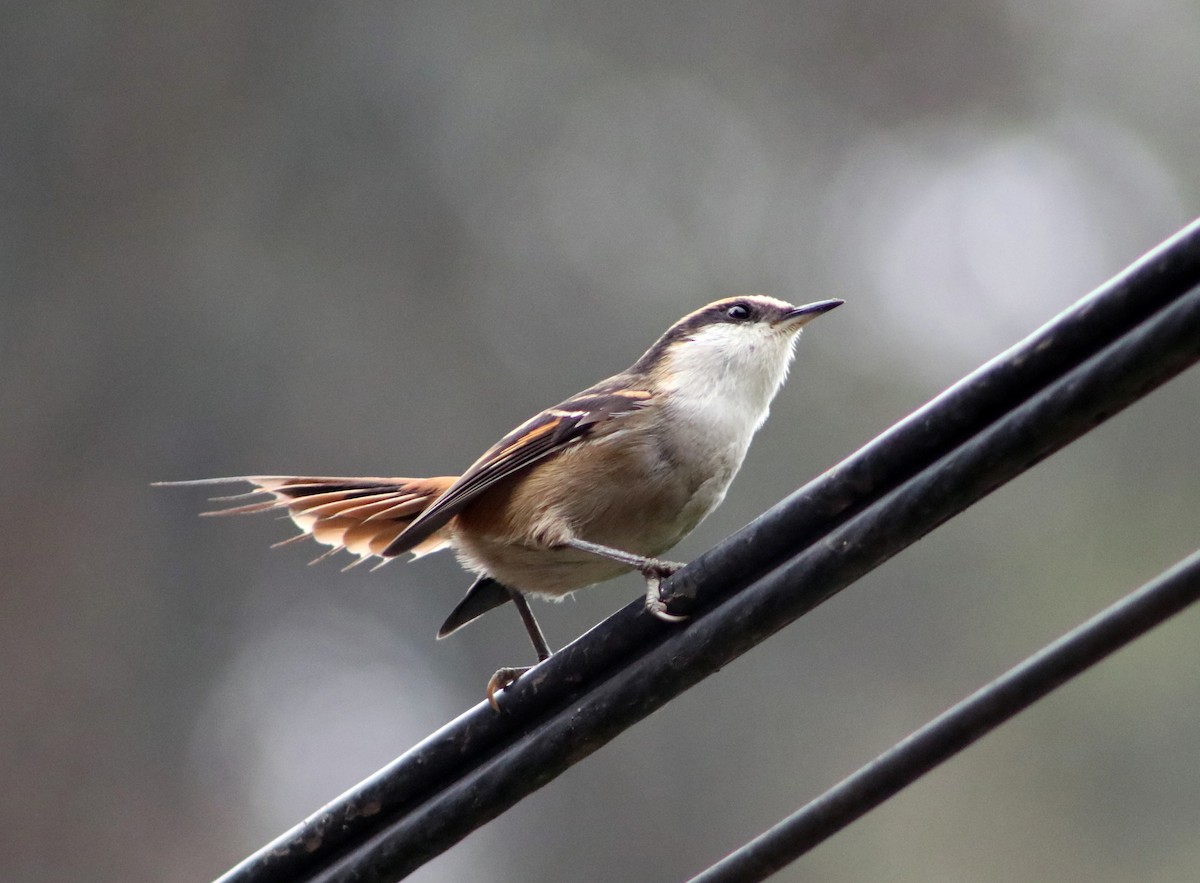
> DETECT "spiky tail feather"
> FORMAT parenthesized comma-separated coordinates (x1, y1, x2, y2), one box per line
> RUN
(157, 475, 458, 569)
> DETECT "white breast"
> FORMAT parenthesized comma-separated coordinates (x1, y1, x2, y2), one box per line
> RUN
(657, 323, 802, 533)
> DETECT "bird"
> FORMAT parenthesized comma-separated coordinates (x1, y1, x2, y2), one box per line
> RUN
(159, 295, 842, 707)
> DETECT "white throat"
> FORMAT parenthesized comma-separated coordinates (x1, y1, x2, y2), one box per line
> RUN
(660, 324, 801, 438)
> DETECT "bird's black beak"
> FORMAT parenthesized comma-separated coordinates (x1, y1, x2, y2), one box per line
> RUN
(781, 299, 844, 327)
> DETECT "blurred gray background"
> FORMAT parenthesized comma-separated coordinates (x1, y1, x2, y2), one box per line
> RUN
(3, 3, 1199, 881)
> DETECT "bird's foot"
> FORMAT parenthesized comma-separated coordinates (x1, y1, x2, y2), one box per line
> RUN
(641, 560, 689, 623)
(486, 666, 533, 711)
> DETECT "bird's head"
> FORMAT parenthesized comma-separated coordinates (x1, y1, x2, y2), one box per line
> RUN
(637, 296, 843, 410)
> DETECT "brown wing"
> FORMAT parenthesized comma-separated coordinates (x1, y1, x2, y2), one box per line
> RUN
(383, 381, 654, 556)
(158, 475, 457, 567)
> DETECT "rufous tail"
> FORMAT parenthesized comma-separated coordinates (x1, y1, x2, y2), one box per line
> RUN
(157, 475, 458, 569)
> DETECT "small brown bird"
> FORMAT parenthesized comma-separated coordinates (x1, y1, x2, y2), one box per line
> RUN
(160, 295, 841, 706)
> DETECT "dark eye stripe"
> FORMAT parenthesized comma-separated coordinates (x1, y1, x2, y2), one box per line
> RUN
(630, 299, 768, 372)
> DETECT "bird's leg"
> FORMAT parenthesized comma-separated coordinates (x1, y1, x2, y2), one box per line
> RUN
(486, 588, 553, 710)
(563, 537, 688, 623)
(511, 590, 552, 661)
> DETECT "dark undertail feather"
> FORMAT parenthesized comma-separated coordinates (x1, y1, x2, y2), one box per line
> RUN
(438, 576, 513, 637)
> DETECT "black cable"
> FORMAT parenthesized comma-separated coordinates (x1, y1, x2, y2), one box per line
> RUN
(308, 280, 1200, 882)
(687, 548, 1200, 883)
(214, 220, 1200, 883)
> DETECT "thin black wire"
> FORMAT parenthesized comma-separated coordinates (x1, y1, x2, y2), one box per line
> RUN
(687, 548, 1200, 883)
(214, 219, 1200, 883)
(311, 281, 1200, 882)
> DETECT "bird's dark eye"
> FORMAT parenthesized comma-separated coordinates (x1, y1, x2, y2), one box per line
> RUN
(725, 303, 751, 321)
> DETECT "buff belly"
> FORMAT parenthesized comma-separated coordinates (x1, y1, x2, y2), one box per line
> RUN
(450, 430, 738, 598)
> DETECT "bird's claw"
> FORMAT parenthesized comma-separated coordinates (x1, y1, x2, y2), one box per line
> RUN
(641, 560, 689, 623)
(486, 666, 532, 711)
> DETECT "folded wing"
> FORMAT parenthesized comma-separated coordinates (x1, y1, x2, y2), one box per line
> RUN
(382, 381, 653, 557)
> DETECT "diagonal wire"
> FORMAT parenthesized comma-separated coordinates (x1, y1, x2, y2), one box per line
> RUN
(214, 219, 1200, 883)
(687, 548, 1200, 883)
(311, 278, 1200, 882)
